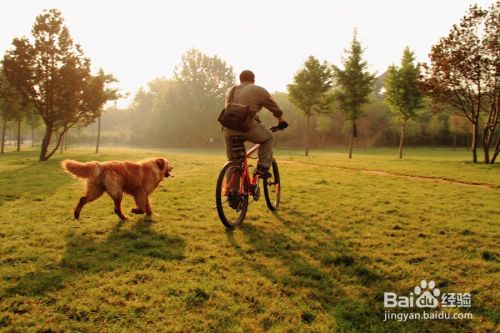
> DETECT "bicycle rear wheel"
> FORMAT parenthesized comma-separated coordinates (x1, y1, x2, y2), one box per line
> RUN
(263, 159, 280, 211)
(215, 160, 249, 228)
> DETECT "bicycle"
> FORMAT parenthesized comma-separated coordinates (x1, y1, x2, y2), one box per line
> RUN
(215, 126, 284, 228)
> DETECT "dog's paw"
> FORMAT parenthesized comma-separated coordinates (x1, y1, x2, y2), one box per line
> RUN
(131, 208, 145, 214)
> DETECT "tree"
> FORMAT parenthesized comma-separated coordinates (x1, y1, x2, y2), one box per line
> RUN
(2, 9, 114, 161)
(0, 69, 24, 153)
(385, 48, 424, 159)
(332, 31, 375, 159)
(287, 56, 332, 156)
(173, 49, 235, 145)
(420, 3, 500, 163)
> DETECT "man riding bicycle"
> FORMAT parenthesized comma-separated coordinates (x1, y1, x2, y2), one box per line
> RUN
(222, 70, 288, 178)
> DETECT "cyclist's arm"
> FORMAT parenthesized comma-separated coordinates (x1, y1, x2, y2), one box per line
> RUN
(259, 88, 283, 119)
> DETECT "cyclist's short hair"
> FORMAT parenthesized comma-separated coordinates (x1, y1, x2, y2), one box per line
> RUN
(239, 70, 255, 83)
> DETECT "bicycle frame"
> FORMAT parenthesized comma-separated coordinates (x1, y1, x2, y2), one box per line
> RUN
(224, 143, 261, 197)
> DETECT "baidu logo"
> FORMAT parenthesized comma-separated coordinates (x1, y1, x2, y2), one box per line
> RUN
(384, 280, 471, 309)
(384, 279, 441, 308)
(383, 279, 473, 321)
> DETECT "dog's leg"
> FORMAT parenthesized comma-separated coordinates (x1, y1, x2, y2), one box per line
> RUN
(74, 197, 86, 219)
(107, 191, 127, 220)
(74, 182, 104, 219)
(113, 196, 127, 220)
(131, 190, 147, 215)
(145, 196, 152, 216)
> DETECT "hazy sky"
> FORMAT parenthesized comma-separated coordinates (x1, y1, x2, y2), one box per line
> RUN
(0, 0, 495, 107)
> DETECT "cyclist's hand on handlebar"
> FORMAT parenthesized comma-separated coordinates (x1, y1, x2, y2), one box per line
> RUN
(277, 121, 288, 130)
(269, 120, 288, 132)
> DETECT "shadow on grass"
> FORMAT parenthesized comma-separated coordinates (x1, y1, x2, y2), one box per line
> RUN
(225, 210, 472, 332)
(4, 219, 185, 297)
(0, 158, 72, 207)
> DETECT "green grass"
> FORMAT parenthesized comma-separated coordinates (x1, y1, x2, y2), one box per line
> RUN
(0, 147, 498, 332)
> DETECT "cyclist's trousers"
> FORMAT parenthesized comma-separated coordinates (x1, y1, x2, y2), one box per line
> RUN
(223, 118, 273, 169)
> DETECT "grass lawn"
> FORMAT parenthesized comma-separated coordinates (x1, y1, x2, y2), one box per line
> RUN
(0, 146, 498, 332)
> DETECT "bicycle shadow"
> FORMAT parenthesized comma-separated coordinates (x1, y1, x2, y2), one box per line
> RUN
(4, 219, 185, 297)
(225, 214, 400, 331)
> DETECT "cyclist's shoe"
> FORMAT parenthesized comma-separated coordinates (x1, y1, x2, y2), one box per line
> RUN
(254, 165, 271, 179)
(228, 191, 239, 209)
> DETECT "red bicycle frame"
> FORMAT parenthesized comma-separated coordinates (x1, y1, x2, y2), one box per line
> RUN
(223, 143, 261, 197)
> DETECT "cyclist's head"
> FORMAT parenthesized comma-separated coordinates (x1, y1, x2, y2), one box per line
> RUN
(239, 70, 255, 83)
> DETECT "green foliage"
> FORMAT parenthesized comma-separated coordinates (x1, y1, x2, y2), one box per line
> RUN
(287, 56, 332, 116)
(420, 2, 500, 163)
(0, 70, 24, 123)
(448, 114, 470, 136)
(332, 30, 375, 157)
(384, 48, 424, 158)
(2, 9, 115, 160)
(287, 56, 332, 155)
(427, 115, 446, 137)
(385, 48, 423, 120)
(316, 115, 332, 135)
(174, 49, 234, 99)
(121, 49, 235, 147)
(332, 31, 375, 121)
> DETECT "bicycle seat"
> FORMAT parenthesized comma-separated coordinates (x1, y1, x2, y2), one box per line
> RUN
(230, 136, 246, 157)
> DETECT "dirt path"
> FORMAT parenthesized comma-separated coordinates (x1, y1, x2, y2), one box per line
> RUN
(277, 160, 498, 190)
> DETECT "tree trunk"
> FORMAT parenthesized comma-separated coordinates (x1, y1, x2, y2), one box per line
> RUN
(96, 115, 101, 154)
(482, 121, 498, 165)
(31, 125, 35, 147)
(16, 118, 21, 152)
(60, 134, 64, 154)
(471, 122, 478, 163)
(59, 125, 67, 154)
(40, 126, 52, 161)
(305, 114, 310, 156)
(348, 119, 355, 159)
(399, 117, 407, 159)
(44, 131, 65, 161)
(491, 136, 499, 164)
(453, 134, 457, 150)
(483, 141, 490, 164)
(1, 117, 6, 154)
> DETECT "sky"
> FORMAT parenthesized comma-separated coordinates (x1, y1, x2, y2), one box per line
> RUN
(0, 0, 495, 107)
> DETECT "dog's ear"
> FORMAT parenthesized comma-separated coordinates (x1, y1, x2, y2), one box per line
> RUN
(156, 158, 166, 171)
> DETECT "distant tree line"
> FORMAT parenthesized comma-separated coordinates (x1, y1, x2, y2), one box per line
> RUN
(1, 3, 498, 163)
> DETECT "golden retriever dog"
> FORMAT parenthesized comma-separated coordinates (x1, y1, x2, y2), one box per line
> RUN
(61, 158, 172, 220)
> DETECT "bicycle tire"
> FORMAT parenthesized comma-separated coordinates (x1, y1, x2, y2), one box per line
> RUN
(263, 159, 280, 211)
(215, 160, 249, 228)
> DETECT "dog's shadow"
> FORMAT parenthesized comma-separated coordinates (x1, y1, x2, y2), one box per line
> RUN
(4, 220, 185, 297)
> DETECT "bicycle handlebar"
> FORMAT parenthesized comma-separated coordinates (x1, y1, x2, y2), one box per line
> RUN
(269, 121, 289, 132)
(269, 126, 283, 132)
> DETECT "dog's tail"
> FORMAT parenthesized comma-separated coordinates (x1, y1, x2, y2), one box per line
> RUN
(61, 160, 100, 179)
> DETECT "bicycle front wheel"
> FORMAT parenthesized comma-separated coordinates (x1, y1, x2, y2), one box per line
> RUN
(263, 159, 280, 211)
(215, 160, 249, 228)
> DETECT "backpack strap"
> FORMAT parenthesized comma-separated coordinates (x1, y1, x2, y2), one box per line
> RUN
(228, 86, 236, 103)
